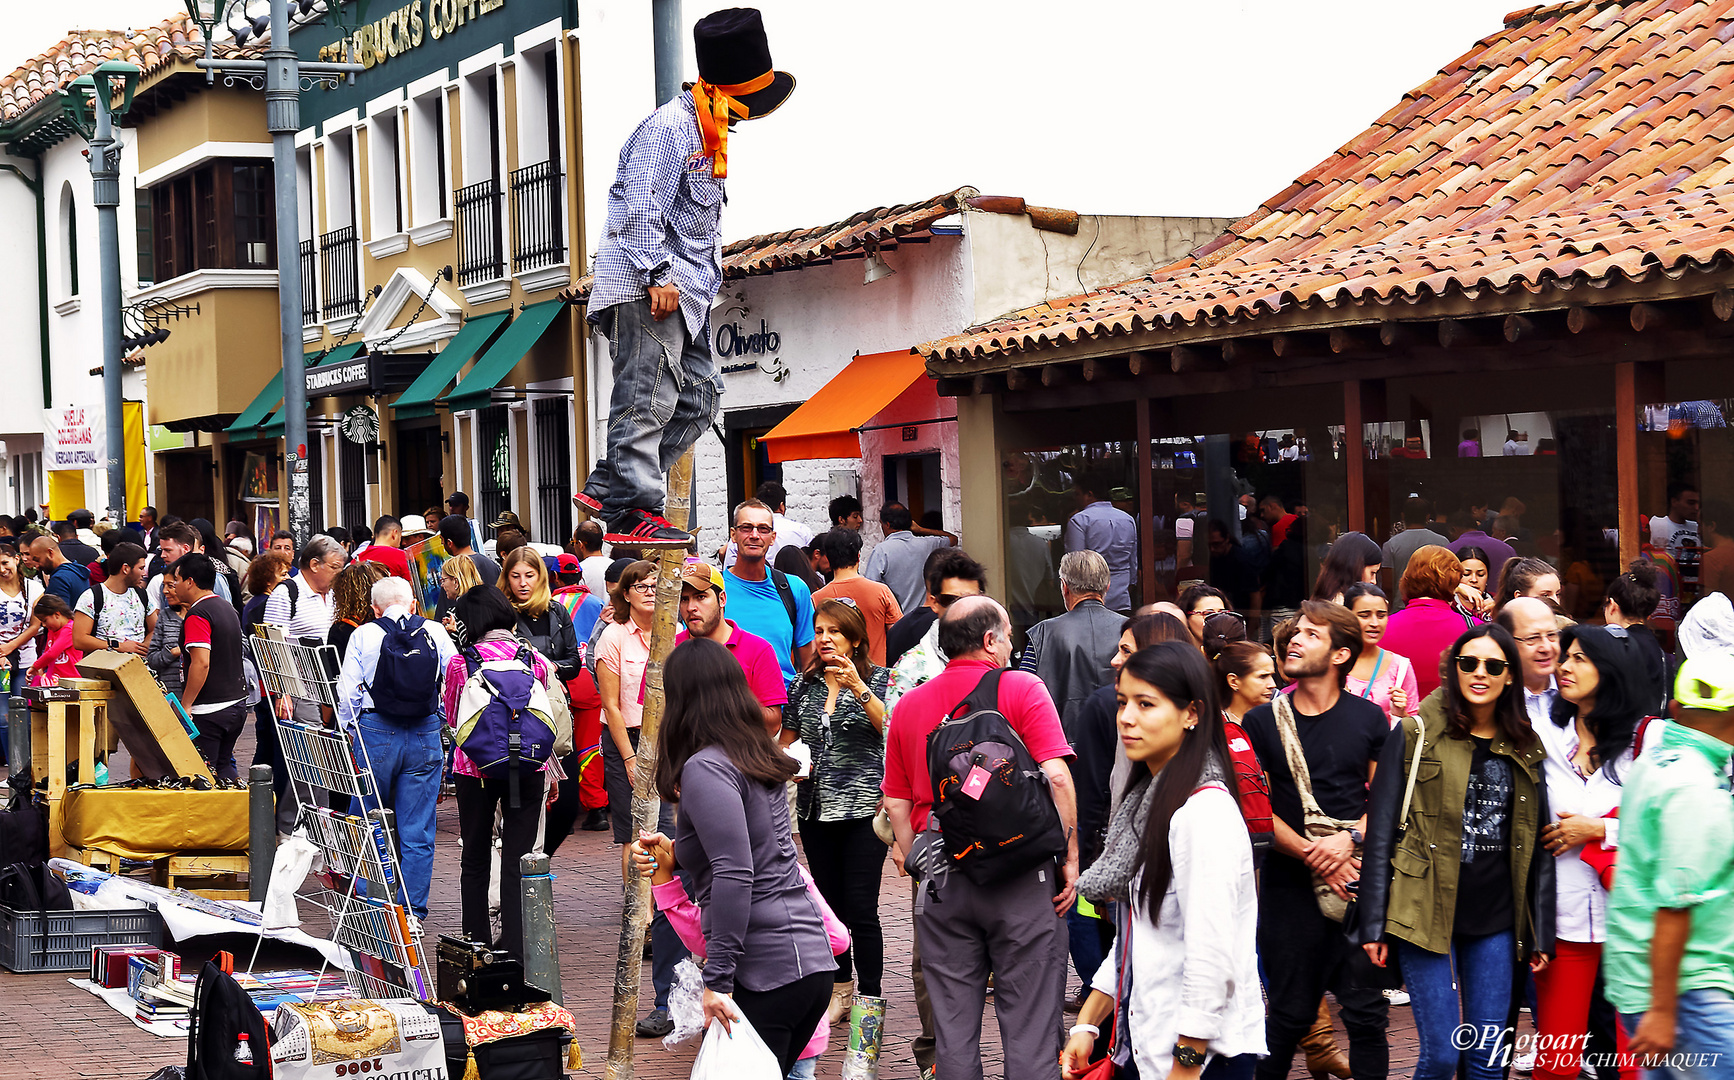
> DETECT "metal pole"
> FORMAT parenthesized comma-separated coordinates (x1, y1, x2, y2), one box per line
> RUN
(267, 0, 312, 546)
(249, 764, 276, 903)
(8, 695, 29, 799)
(520, 853, 561, 1004)
(651, 0, 684, 107)
(91, 92, 126, 521)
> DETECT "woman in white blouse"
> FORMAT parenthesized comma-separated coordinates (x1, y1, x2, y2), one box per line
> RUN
(1532, 625, 1649, 1080)
(1062, 641, 1265, 1080)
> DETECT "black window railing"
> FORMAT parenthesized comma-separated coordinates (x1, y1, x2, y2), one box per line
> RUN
(320, 226, 359, 320)
(533, 396, 572, 546)
(510, 160, 565, 275)
(455, 178, 503, 286)
(299, 238, 318, 326)
(305, 433, 325, 534)
(477, 405, 511, 529)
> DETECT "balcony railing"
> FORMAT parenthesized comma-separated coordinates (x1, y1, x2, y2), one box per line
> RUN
(455, 178, 503, 286)
(320, 226, 359, 320)
(299, 238, 318, 326)
(510, 160, 565, 274)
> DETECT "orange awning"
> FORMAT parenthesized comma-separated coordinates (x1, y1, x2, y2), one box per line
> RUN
(762, 350, 928, 463)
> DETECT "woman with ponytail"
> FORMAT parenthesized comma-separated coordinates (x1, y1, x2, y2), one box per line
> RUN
(1061, 641, 1265, 1080)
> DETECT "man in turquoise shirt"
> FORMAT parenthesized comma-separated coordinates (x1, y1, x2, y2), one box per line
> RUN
(722, 498, 814, 685)
(1605, 655, 1734, 1080)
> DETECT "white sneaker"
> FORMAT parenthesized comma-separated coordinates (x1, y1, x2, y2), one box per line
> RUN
(1514, 1050, 1537, 1074)
(1383, 988, 1411, 1006)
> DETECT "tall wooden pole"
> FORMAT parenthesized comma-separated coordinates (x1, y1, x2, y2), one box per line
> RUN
(605, 450, 694, 1080)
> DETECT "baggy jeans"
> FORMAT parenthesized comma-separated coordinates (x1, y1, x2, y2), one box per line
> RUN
(588, 299, 721, 519)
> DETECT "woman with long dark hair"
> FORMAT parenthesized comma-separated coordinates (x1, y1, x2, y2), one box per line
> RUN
(1602, 561, 1666, 712)
(1313, 532, 1383, 603)
(641, 638, 835, 1075)
(1341, 582, 1419, 726)
(442, 586, 564, 959)
(783, 598, 890, 1024)
(1353, 624, 1555, 1080)
(1528, 626, 1650, 1080)
(1062, 642, 1264, 1080)
(1456, 546, 1495, 621)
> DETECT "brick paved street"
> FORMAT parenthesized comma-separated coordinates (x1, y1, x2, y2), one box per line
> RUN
(0, 736, 1431, 1079)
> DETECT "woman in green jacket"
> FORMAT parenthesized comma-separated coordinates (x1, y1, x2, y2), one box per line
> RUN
(1352, 623, 1556, 1080)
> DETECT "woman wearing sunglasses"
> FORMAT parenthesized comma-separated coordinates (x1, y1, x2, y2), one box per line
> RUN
(1341, 582, 1419, 727)
(1353, 624, 1555, 1080)
(1530, 625, 1651, 1080)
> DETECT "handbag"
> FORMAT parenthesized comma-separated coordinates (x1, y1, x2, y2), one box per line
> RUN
(1271, 692, 1361, 921)
(1074, 902, 1135, 1080)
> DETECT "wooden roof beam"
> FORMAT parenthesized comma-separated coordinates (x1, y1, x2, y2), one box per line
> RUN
(1170, 344, 1223, 373)
(1329, 327, 1375, 353)
(1081, 357, 1126, 382)
(1567, 305, 1602, 334)
(1005, 368, 1032, 392)
(1041, 364, 1074, 387)
(1379, 322, 1418, 347)
(1438, 318, 1493, 349)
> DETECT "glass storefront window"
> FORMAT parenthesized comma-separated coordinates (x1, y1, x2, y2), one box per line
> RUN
(1002, 440, 1139, 641)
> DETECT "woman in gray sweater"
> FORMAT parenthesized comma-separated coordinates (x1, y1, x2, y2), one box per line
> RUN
(644, 637, 835, 1075)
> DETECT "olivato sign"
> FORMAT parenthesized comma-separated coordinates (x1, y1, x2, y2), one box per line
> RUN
(316, 0, 507, 68)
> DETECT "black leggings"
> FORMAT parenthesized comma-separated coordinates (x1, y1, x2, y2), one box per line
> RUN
(733, 969, 833, 1076)
(455, 771, 546, 958)
(800, 815, 886, 995)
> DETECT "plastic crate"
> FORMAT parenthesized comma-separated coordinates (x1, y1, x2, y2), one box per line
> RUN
(0, 903, 165, 974)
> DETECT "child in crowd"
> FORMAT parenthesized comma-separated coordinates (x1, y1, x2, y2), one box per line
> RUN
(28, 594, 79, 686)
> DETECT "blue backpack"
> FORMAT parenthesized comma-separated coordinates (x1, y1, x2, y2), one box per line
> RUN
(453, 645, 557, 808)
(363, 615, 441, 720)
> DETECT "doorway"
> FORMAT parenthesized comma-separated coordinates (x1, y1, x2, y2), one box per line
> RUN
(163, 450, 215, 526)
(883, 452, 943, 525)
(394, 421, 444, 520)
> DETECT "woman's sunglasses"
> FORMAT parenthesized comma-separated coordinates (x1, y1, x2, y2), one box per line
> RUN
(1454, 655, 1509, 677)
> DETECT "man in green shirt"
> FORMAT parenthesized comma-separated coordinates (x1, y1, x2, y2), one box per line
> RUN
(1605, 655, 1734, 1080)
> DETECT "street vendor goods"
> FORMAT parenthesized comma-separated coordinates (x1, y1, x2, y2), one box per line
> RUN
(270, 998, 447, 1080)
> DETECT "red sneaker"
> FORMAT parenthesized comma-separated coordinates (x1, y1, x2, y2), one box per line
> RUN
(604, 509, 692, 547)
(573, 491, 603, 517)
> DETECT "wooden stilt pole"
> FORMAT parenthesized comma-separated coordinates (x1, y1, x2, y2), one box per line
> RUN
(605, 449, 695, 1080)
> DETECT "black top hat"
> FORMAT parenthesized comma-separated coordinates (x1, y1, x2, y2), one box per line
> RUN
(693, 8, 794, 120)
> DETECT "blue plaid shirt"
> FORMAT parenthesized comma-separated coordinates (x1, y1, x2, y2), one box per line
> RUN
(588, 92, 725, 340)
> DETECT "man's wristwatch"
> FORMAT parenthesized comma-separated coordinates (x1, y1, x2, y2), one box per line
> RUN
(1172, 1044, 1208, 1068)
(1349, 828, 1365, 845)
(106, 638, 119, 651)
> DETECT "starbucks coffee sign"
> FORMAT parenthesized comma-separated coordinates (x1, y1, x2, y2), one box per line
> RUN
(317, 0, 507, 69)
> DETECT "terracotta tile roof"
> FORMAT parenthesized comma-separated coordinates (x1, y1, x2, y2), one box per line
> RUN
(922, 0, 1734, 366)
(565, 187, 985, 301)
(0, 13, 250, 126)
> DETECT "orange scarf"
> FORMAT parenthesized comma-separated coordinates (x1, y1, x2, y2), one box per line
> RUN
(690, 71, 773, 178)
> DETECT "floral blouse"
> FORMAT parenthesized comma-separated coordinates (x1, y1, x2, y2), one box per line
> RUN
(783, 665, 892, 823)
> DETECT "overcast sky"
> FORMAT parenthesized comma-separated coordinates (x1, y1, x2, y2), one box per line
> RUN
(11, 2, 1522, 241)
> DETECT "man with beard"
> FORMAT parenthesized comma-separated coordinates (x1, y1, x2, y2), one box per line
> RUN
(674, 559, 787, 737)
(1242, 600, 1391, 1080)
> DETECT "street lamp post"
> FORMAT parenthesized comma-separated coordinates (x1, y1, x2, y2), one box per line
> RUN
(182, 0, 364, 545)
(63, 63, 141, 524)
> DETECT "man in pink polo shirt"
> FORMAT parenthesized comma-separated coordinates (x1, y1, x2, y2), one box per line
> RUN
(674, 560, 788, 736)
(883, 594, 1076, 1080)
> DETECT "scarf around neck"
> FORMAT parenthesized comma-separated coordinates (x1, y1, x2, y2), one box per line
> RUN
(1078, 750, 1228, 906)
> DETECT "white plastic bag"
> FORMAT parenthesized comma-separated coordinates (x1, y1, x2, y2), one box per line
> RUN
(263, 830, 317, 928)
(662, 958, 707, 1049)
(689, 1011, 780, 1080)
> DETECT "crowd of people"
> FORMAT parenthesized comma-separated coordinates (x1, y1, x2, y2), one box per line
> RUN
(3, 480, 1730, 1080)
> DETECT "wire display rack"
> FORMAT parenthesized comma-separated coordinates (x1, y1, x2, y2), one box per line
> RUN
(251, 630, 430, 1001)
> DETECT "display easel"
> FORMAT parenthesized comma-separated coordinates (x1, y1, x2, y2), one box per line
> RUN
(251, 628, 429, 1000)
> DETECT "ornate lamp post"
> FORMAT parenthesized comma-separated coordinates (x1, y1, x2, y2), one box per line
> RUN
(180, 0, 366, 544)
(62, 62, 141, 522)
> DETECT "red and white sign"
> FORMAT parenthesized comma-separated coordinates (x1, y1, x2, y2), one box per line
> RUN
(43, 406, 102, 470)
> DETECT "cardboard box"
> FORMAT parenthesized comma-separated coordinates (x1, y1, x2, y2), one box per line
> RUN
(74, 652, 212, 781)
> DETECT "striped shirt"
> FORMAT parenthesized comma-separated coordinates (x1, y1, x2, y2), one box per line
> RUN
(587, 92, 725, 340)
(261, 575, 336, 642)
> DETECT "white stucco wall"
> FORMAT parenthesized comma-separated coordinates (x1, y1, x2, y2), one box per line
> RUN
(0, 152, 47, 445)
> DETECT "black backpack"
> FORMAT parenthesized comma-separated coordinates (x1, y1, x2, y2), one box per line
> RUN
(926, 668, 1068, 885)
(0, 862, 70, 913)
(0, 783, 47, 868)
(186, 952, 271, 1080)
(364, 615, 441, 720)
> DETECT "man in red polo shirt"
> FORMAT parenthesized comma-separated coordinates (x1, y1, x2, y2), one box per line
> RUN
(674, 560, 788, 735)
(883, 594, 1076, 1080)
(353, 515, 412, 582)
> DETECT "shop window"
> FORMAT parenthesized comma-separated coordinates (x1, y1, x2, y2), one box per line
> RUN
(370, 110, 405, 237)
(409, 90, 449, 223)
(339, 434, 368, 532)
(134, 185, 153, 286)
(59, 184, 78, 297)
(477, 405, 511, 530)
(147, 159, 277, 282)
(305, 435, 325, 535)
(532, 397, 573, 546)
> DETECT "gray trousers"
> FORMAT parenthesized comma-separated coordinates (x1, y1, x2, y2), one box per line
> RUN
(914, 864, 1068, 1080)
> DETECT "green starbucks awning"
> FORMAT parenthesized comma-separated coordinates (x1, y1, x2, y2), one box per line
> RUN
(390, 311, 512, 419)
(443, 300, 566, 413)
(249, 344, 365, 440)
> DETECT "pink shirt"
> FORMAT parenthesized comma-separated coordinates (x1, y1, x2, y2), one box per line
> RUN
(652, 865, 849, 1061)
(675, 620, 789, 709)
(441, 640, 564, 778)
(29, 625, 81, 686)
(595, 619, 652, 728)
(882, 658, 1073, 832)
(1380, 598, 1479, 701)
(1345, 647, 1420, 728)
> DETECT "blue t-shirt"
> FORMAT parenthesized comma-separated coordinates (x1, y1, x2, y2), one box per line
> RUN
(723, 567, 814, 685)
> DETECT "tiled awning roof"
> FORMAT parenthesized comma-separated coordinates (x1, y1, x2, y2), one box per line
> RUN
(922, 0, 1734, 367)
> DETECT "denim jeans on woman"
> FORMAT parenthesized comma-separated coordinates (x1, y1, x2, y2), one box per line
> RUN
(588, 298, 721, 519)
(1397, 929, 1516, 1080)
